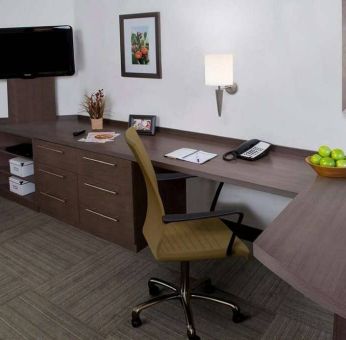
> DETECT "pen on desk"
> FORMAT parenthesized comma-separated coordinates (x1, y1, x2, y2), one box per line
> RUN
(182, 150, 198, 159)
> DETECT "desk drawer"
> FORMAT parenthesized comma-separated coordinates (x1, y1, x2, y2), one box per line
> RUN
(36, 164, 78, 199)
(36, 163, 78, 225)
(79, 207, 135, 249)
(39, 191, 79, 225)
(78, 176, 132, 218)
(34, 140, 77, 172)
(78, 150, 130, 183)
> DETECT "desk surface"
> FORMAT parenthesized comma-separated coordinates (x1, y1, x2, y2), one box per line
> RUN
(0, 116, 345, 319)
(254, 177, 346, 318)
(0, 116, 314, 197)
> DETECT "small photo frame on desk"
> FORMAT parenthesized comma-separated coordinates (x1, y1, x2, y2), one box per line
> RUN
(129, 115, 156, 135)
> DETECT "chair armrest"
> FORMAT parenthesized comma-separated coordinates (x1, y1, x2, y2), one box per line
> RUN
(163, 210, 244, 224)
(156, 172, 196, 181)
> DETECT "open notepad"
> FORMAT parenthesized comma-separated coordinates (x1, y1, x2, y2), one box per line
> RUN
(165, 148, 218, 164)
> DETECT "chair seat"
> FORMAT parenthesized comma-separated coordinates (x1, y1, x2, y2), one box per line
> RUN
(155, 218, 249, 262)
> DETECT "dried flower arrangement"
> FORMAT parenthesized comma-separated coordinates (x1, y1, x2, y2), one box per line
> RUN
(82, 89, 105, 119)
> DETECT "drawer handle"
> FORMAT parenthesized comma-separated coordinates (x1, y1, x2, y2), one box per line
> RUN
(40, 192, 66, 204)
(84, 183, 118, 195)
(82, 156, 117, 167)
(37, 145, 64, 154)
(39, 169, 65, 179)
(85, 209, 119, 222)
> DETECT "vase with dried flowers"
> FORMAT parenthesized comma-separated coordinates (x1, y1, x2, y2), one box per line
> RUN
(82, 89, 106, 130)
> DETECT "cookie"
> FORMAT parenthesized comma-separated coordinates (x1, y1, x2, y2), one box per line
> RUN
(94, 134, 113, 140)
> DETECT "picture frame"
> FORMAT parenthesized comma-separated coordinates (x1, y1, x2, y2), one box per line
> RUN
(128, 115, 157, 135)
(119, 12, 162, 79)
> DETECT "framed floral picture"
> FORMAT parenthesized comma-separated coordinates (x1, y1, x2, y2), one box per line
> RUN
(129, 115, 157, 135)
(119, 12, 162, 79)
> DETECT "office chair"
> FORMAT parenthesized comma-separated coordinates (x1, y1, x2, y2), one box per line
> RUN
(125, 127, 250, 340)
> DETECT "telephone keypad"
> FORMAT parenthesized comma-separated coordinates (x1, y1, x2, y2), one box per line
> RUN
(240, 142, 271, 160)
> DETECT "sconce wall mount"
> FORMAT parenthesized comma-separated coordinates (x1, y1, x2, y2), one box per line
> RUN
(215, 84, 238, 117)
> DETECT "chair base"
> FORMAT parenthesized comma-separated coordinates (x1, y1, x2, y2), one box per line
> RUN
(131, 262, 248, 340)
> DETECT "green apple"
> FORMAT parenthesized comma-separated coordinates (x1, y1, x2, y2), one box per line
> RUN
(336, 159, 346, 168)
(318, 145, 331, 157)
(320, 157, 336, 167)
(331, 148, 345, 160)
(310, 154, 322, 165)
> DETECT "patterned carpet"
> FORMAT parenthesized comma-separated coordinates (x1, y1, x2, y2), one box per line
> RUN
(0, 196, 333, 339)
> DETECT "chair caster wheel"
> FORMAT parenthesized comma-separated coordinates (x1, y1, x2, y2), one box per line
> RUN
(148, 282, 160, 296)
(232, 310, 248, 323)
(188, 333, 200, 340)
(131, 314, 142, 328)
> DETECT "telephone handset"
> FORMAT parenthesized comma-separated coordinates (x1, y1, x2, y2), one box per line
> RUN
(223, 139, 271, 161)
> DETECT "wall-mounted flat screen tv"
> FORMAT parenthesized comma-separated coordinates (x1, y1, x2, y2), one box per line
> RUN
(0, 25, 75, 79)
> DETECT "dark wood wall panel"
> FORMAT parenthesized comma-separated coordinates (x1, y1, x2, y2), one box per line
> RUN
(7, 78, 56, 123)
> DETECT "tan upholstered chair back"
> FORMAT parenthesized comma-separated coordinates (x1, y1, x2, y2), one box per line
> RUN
(125, 127, 165, 257)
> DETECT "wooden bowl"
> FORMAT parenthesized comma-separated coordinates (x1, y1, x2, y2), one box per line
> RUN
(305, 157, 346, 178)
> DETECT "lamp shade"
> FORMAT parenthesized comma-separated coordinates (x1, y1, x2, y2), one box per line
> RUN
(205, 54, 234, 86)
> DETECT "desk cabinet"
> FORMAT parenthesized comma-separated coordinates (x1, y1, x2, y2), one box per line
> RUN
(0, 133, 37, 210)
(33, 139, 146, 251)
(0, 121, 186, 252)
(77, 151, 136, 249)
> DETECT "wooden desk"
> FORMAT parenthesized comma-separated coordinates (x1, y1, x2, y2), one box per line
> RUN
(0, 116, 314, 196)
(254, 177, 346, 338)
(0, 116, 345, 338)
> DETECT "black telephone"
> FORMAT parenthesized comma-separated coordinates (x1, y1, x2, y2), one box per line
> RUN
(223, 139, 271, 161)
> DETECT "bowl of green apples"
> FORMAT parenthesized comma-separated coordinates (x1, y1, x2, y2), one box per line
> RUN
(305, 145, 346, 177)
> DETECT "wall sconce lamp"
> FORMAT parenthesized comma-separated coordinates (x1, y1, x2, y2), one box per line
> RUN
(205, 54, 238, 117)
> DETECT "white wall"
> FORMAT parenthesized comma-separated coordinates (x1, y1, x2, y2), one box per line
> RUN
(0, 0, 78, 118)
(187, 179, 292, 229)
(74, 0, 342, 227)
(1, 0, 342, 147)
(0, 0, 343, 228)
(75, 0, 344, 151)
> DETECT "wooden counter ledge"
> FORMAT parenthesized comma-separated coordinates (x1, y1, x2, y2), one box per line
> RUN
(254, 177, 346, 319)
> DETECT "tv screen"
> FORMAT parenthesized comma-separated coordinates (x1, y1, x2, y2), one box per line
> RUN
(0, 25, 75, 79)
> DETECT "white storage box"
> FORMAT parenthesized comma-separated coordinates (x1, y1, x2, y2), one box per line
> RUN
(9, 157, 34, 177)
(9, 176, 35, 196)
